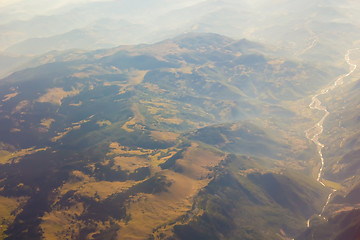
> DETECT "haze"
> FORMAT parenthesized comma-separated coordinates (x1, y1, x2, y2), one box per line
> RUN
(1, 0, 359, 51)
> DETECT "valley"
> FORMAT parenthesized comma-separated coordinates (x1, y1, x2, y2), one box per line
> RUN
(305, 49, 359, 227)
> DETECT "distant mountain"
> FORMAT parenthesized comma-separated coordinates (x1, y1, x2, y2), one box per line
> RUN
(0, 0, 205, 53)
(0, 53, 31, 78)
(4, 19, 149, 55)
(2, 0, 360, 63)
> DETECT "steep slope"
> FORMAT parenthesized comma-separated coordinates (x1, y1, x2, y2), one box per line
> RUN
(171, 155, 328, 240)
(297, 209, 360, 240)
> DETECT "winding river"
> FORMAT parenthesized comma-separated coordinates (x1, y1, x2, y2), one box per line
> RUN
(305, 49, 358, 227)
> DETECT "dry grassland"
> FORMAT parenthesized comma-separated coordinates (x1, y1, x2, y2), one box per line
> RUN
(41, 140, 224, 239)
(0, 196, 28, 238)
(116, 144, 224, 239)
(51, 115, 94, 142)
(2, 92, 18, 102)
(0, 147, 48, 164)
(37, 87, 80, 106)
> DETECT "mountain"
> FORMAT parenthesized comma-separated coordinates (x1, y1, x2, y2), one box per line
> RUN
(0, 33, 333, 239)
(2, 0, 360, 62)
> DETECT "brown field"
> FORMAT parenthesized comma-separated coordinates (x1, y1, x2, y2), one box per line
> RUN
(10, 128, 21, 133)
(321, 178, 344, 190)
(168, 66, 193, 74)
(0, 150, 12, 164)
(108, 142, 154, 157)
(0, 196, 28, 239)
(41, 202, 85, 240)
(41, 168, 141, 239)
(40, 118, 55, 129)
(117, 172, 210, 240)
(138, 98, 192, 127)
(128, 70, 147, 84)
(149, 149, 178, 168)
(59, 171, 138, 201)
(122, 103, 145, 132)
(69, 101, 83, 106)
(134, 41, 191, 61)
(12, 100, 30, 114)
(51, 129, 72, 142)
(0, 147, 48, 164)
(51, 115, 94, 142)
(113, 156, 150, 172)
(150, 131, 179, 142)
(177, 144, 224, 179)
(158, 117, 184, 125)
(101, 69, 147, 94)
(116, 144, 224, 239)
(96, 120, 112, 127)
(72, 64, 108, 78)
(108, 141, 179, 170)
(334, 204, 360, 215)
(40, 140, 225, 239)
(2, 92, 18, 102)
(37, 87, 80, 106)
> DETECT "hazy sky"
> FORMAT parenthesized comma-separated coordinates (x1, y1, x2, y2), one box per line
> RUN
(0, 0, 207, 22)
(0, 0, 209, 51)
(1, 0, 116, 22)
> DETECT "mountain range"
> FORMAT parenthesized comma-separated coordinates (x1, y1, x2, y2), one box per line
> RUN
(0, 32, 359, 239)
